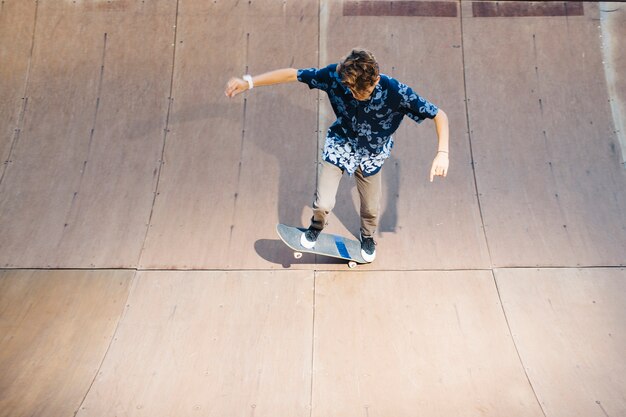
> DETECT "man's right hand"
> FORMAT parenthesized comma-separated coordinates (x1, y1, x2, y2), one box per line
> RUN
(225, 69, 298, 98)
(225, 77, 248, 98)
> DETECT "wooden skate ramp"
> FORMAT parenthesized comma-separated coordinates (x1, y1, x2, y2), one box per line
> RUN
(0, 0, 175, 268)
(75, 270, 315, 416)
(312, 270, 545, 417)
(0, 0, 624, 269)
(496, 267, 626, 417)
(138, 1, 319, 269)
(1, 268, 624, 417)
(463, 2, 626, 267)
(314, 0, 490, 270)
(0, 1, 35, 174)
(0, 269, 132, 417)
(0, 1, 625, 417)
(310, 268, 626, 417)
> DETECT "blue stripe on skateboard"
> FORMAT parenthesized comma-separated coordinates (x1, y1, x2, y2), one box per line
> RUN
(334, 236, 350, 259)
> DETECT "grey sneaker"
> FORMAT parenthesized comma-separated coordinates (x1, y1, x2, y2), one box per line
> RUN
(300, 227, 322, 249)
(360, 235, 376, 262)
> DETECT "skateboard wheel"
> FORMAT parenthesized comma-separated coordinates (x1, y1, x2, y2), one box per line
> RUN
(294, 251, 303, 259)
(348, 261, 357, 269)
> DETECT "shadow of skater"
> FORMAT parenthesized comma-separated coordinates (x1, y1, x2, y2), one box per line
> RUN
(378, 155, 400, 234)
(173, 93, 317, 230)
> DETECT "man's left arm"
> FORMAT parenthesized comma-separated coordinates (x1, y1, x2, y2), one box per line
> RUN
(430, 109, 449, 182)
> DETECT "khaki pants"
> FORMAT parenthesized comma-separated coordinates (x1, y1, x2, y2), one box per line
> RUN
(310, 160, 382, 238)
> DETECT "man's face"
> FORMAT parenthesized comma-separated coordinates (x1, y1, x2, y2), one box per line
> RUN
(348, 76, 380, 101)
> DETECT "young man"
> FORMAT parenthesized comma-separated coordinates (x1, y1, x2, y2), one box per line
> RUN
(225, 49, 449, 262)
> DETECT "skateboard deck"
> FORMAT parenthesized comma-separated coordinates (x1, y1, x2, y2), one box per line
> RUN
(276, 224, 368, 268)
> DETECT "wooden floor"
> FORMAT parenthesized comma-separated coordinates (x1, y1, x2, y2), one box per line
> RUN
(0, 1, 625, 416)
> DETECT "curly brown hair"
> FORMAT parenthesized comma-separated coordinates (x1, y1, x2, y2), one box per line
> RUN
(337, 48, 380, 93)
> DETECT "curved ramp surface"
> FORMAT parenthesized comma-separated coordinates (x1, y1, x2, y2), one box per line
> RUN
(0, 1, 624, 270)
(497, 268, 626, 417)
(0, 270, 132, 417)
(0, 1, 625, 417)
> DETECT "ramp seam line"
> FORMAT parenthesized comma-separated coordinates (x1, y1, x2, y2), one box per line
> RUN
(600, 2, 626, 168)
(492, 270, 548, 417)
(0, 2, 38, 188)
(314, 0, 330, 263)
(309, 270, 317, 417)
(310, 2, 323, 409)
(58, 33, 108, 246)
(0, 265, 623, 273)
(227, 31, 251, 255)
(459, 0, 494, 267)
(74, 271, 139, 415)
(314, 0, 326, 265)
(137, 0, 181, 267)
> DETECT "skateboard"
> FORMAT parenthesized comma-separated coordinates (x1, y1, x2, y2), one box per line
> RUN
(276, 223, 368, 268)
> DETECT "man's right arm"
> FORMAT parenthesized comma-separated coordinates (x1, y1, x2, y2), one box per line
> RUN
(225, 68, 298, 98)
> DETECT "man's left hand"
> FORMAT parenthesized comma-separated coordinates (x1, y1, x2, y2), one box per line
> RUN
(430, 152, 449, 182)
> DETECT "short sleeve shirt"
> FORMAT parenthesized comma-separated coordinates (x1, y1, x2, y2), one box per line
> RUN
(297, 63, 439, 176)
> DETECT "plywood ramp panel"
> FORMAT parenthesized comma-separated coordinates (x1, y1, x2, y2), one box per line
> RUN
(0, 1, 35, 170)
(463, 2, 626, 267)
(601, 2, 626, 165)
(317, 1, 489, 270)
(227, 1, 319, 269)
(313, 271, 543, 417)
(0, 1, 176, 268)
(77, 270, 314, 417)
(140, 1, 318, 269)
(0, 269, 133, 417)
(496, 268, 626, 417)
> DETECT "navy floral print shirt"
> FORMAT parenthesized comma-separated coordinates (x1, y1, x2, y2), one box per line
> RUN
(297, 64, 439, 176)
